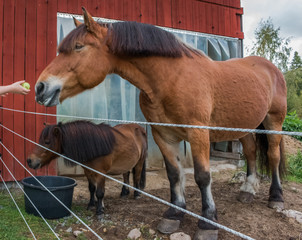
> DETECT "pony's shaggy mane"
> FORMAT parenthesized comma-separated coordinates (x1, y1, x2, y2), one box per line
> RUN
(58, 21, 205, 58)
(50, 121, 116, 166)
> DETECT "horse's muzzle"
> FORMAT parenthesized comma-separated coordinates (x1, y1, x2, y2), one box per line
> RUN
(35, 82, 61, 107)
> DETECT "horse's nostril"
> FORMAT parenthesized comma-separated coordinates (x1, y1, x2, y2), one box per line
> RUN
(36, 82, 46, 96)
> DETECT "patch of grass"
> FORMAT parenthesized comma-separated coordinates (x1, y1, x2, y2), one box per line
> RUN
(0, 190, 57, 240)
(286, 151, 302, 183)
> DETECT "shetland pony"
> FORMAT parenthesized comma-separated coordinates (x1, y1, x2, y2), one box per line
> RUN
(34, 8, 287, 239)
(27, 121, 148, 220)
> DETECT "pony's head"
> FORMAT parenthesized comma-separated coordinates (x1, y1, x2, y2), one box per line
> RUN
(27, 124, 62, 169)
(35, 7, 112, 106)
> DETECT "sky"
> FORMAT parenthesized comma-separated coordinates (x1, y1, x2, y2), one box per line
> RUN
(241, 0, 302, 58)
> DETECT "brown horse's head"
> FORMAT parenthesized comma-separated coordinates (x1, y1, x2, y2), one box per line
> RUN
(35, 7, 111, 106)
(27, 125, 62, 169)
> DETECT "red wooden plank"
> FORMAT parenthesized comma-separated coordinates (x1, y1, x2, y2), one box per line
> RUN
(192, 1, 207, 33)
(67, 0, 78, 14)
(110, 0, 123, 20)
(123, 0, 140, 21)
(0, 0, 4, 177)
(87, 0, 97, 16)
(156, 0, 172, 28)
(46, 0, 58, 176)
(218, 6, 225, 36)
(224, 6, 231, 37)
(140, 0, 157, 25)
(13, 0, 26, 181)
(205, 2, 213, 34)
(211, 3, 219, 35)
(35, 0, 48, 176)
(25, 0, 37, 177)
(172, 0, 193, 31)
(2, 0, 15, 181)
(57, 0, 68, 13)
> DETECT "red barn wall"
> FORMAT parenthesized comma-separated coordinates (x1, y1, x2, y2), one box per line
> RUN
(0, 0, 243, 182)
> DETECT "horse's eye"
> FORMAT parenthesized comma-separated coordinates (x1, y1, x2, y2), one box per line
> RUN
(75, 43, 84, 51)
(44, 140, 50, 145)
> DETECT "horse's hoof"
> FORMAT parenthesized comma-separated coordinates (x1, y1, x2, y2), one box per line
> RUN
(268, 201, 284, 210)
(157, 218, 180, 234)
(134, 195, 142, 200)
(193, 229, 218, 240)
(237, 191, 254, 203)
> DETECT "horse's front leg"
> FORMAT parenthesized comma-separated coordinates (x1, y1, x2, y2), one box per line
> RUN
(189, 130, 218, 240)
(95, 176, 106, 221)
(238, 134, 259, 203)
(152, 129, 186, 234)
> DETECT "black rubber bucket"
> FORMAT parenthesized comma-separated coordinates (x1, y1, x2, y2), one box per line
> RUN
(21, 176, 77, 219)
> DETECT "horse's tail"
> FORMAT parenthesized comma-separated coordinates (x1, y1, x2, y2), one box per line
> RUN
(256, 124, 287, 179)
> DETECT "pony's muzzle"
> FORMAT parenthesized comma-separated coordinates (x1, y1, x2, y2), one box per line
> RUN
(27, 158, 41, 169)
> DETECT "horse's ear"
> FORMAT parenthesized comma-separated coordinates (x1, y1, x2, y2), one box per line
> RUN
(73, 17, 82, 28)
(53, 126, 62, 137)
(82, 7, 98, 33)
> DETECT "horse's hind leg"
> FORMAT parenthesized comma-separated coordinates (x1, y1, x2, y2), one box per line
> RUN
(263, 114, 285, 209)
(238, 134, 259, 203)
(121, 171, 130, 198)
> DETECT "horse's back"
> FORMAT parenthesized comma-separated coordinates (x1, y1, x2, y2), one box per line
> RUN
(206, 56, 287, 141)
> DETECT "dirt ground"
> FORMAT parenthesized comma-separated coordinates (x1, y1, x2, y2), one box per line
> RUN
(65, 136, 302, 240)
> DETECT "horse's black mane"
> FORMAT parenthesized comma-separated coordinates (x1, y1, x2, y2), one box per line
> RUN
(42, 121, 116, 166)
(109, 21, 200, 58)
(59, 21, 203, 58)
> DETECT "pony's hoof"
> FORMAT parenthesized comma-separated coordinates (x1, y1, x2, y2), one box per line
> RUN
(193, 229, 218, 240)
(237, 191, 254, 203)
(268, 201, 284, 210)
(87, 204, 95, 210)
(157, 218, 180, 234)
(96, 213, 104, 221)
(134, 194, 142, 200)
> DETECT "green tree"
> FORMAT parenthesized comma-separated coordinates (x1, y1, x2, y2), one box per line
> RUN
(285, 68, 302, 116)
(290, 51, 302, 70)
(250, 18, 292, 72)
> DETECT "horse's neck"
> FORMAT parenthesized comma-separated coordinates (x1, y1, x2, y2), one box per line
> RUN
(113, 57, 163, 103)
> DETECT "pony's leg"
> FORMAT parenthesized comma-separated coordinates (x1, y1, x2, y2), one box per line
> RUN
(132, 156, 146, 199)
(189, 130, 218, 240)
(262, 115, 285, 209)
(95, 176, 106, 220)
(87, 180, 96, 210)
(152, 129, 186, 234)
(238, 134, 259, 203)
(121, 171, 130, 198)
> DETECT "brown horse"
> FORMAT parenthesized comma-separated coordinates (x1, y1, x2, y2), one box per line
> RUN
(35, 8, 287, 239)
(27, 120, 148, 220)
